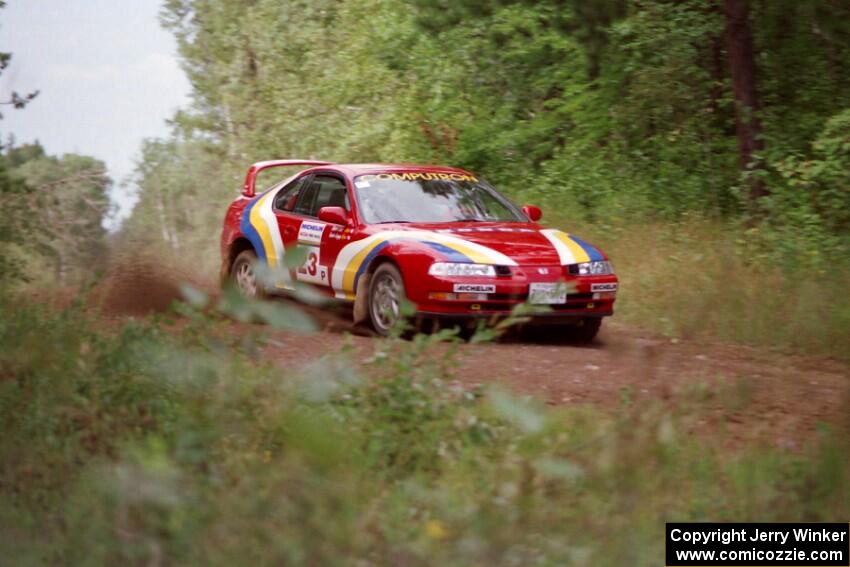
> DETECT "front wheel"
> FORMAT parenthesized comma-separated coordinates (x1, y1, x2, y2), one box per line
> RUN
(368, 263, 407, 336)
(568, 317, 602, 343)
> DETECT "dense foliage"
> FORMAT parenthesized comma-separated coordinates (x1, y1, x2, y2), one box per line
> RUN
(0, 151, 30, 282)
(0, 142, 110, 285)
(125, 0, 850, 261)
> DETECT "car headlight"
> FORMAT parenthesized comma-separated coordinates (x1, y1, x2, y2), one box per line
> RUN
(575, 261, 614, 275)
(428, 262, 496, 277)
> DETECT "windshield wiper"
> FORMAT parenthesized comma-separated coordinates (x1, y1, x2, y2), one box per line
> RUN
(375, 220, 412, 224)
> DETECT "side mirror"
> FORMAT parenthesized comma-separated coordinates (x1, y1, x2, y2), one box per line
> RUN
(522, 205, 542, 222)
(318, 206, 349, 226)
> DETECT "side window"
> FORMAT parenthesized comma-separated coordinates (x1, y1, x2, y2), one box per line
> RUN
(273, 176, 307, 212)
(294, 175, 348, 217)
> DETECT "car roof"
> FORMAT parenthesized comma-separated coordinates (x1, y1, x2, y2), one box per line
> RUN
(314, 163, 475, 177)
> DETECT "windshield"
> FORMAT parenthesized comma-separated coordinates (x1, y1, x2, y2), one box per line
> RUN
(353, 172, 525, 224)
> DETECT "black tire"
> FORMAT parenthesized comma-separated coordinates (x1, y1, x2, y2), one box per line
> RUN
(568, 317, 602, 343)
(367, 263, 407, 336)
(230, 249, 265, 299)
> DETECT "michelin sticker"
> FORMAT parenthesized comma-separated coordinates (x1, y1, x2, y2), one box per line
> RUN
(591, 282, 618, 292)
(298, 221, 326, 245)
(454, 283, 496, 293)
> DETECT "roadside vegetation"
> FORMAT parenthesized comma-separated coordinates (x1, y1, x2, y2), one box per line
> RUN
(1, 295, 848, 565)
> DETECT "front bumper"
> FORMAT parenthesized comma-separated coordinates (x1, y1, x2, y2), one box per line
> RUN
(409, 264, 618, 320)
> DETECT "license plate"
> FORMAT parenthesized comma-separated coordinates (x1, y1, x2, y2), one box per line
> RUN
(528, 282, 568, 304)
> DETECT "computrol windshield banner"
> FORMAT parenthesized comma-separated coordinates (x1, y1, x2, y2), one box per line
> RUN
(666, 523, 849, 566)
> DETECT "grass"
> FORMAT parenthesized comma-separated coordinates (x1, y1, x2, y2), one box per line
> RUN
(1, 294, 848, 566)
(545, 213, 850, 360)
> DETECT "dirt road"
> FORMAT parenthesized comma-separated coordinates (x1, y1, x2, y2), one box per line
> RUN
(252, 300, 849, 448)
(79, 261, 849, 448)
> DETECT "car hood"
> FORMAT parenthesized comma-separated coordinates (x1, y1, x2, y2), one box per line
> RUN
(372, 222, 606, 266)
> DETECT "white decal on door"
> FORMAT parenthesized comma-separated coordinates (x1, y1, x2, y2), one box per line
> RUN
(296, 246, 329, 284)
(298, 221, 327, 245)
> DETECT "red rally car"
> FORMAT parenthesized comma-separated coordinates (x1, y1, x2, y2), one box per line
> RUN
(220, 160, 619, 340)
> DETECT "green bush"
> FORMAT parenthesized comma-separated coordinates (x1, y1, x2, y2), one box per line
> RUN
(769, 108, 850, 239)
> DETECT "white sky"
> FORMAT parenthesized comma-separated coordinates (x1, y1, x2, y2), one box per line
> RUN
(0, 0, 191, 229)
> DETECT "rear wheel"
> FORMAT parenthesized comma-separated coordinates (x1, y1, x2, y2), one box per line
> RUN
(231, 250, 265, 298)
(368, 263, 407, 336)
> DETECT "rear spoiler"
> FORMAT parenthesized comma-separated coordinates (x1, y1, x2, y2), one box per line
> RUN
(242, 159, 333, 197)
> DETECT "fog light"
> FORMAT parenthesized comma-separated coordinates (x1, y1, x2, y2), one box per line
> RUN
(429, 292, 490, 301)
(429, 292, 458, 301)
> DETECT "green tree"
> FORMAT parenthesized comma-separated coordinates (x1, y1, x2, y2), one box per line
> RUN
(7, 143, 111, 283)
(121, 135, 232, 264)
(128, 0, 850, 251)
(0, 152, 30, 281)
(0, 0, 38, 283)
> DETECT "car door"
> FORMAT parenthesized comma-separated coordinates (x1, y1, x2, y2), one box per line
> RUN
(269, 174, 311, 289)
(272, 174, 310, 246)
(289, 173, 352, 290)
(311, 174, 353, 296)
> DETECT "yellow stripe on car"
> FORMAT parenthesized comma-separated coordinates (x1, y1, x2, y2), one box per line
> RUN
(249, 190, 279, 267)
(540, 229, 591, 265)
(341, 238, 386, 292)
(554, 231, 591, 264)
